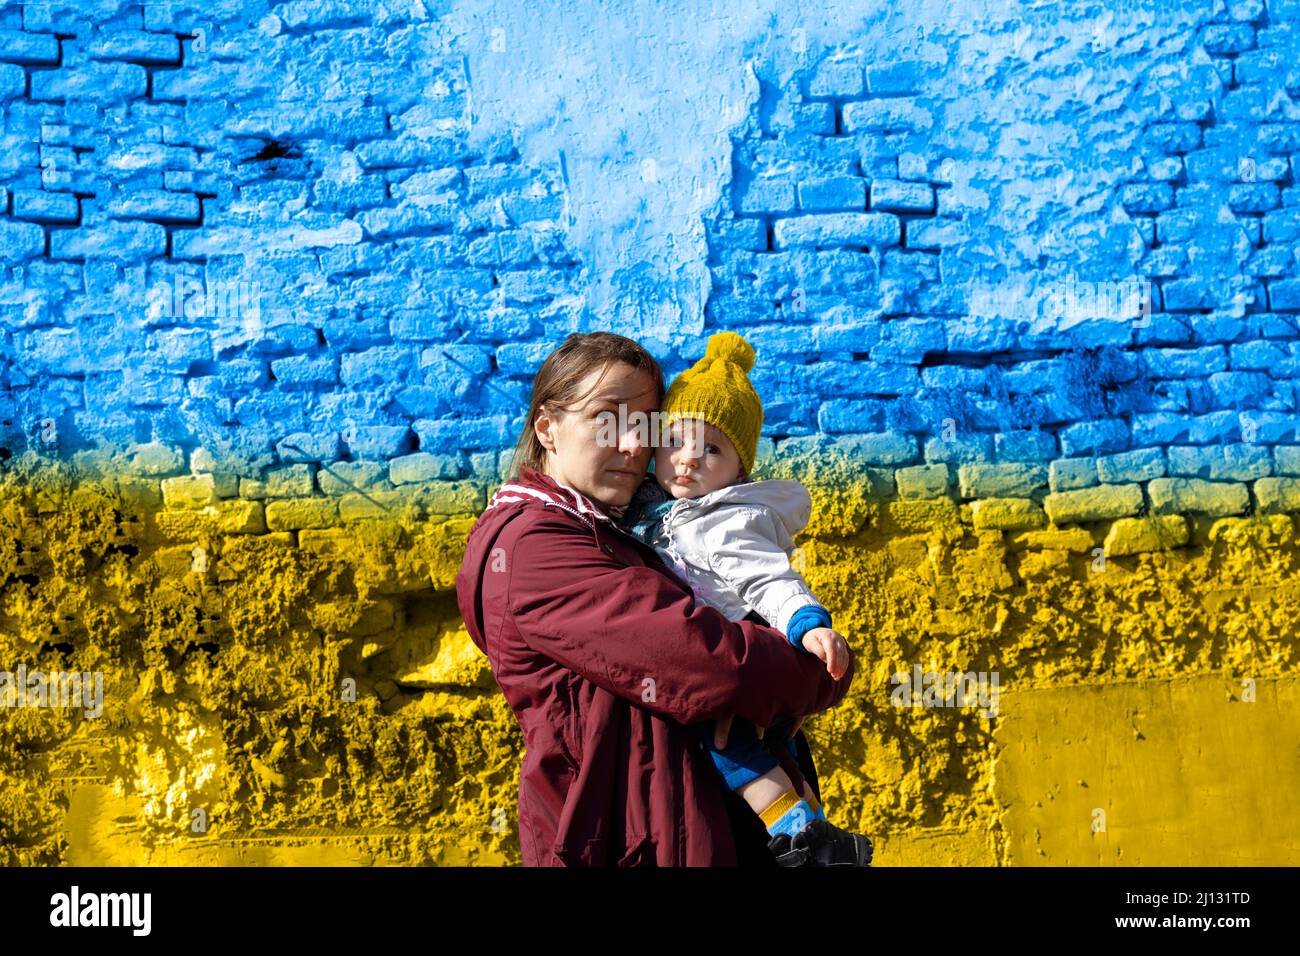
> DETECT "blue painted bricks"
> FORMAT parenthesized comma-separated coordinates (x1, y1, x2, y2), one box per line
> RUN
(1, 0, 1299, 526)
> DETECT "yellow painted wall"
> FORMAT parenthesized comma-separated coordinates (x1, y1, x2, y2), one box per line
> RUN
(2, 448, 1297, 866)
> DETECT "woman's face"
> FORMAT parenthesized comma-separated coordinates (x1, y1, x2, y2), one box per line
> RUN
(535, 361, 659, 511)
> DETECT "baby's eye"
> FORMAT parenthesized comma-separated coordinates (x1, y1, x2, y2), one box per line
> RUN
(705, 444, 720, 455)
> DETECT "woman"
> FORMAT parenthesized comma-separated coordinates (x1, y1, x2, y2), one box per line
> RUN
(454, 331, 855, 866)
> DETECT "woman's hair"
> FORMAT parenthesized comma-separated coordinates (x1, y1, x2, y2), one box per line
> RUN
(508, 332, 665, 478)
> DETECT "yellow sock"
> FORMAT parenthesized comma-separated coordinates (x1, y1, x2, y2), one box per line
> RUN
(758, 788, 802, 829)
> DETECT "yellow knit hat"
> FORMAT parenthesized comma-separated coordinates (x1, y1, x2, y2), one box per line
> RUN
(660, 331, 764, 475)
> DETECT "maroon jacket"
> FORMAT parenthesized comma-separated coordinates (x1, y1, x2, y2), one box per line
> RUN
(454, 466, 854, 866)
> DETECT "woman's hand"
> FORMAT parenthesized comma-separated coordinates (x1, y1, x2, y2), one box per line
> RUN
(800, 626, 851, 680)
(724, 629, 851, 746)
(713, 714, 734, 749)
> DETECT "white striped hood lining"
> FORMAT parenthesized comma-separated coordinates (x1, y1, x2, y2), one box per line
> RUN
(484, 471, 617, 531)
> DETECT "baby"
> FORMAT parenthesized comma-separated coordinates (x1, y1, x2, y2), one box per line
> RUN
(619, 331, 873, 867)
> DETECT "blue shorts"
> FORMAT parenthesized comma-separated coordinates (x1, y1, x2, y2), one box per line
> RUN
(695, 715, 800, 791)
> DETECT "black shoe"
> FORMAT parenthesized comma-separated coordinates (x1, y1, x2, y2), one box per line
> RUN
(767, 817, 873, 867)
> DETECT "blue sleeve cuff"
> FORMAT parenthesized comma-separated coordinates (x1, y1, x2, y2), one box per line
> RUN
(785, 604, 832, 651)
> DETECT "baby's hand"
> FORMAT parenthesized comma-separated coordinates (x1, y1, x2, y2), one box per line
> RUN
(800, 626, 850, 680)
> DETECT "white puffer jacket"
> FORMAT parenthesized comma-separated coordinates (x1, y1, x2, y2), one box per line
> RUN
(623, 477, 823, 635)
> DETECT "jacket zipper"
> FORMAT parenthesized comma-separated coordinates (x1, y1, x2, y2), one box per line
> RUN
(542, 500, 601, 550)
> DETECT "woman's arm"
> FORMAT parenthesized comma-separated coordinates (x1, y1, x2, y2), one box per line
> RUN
(498, 509, 853, 729)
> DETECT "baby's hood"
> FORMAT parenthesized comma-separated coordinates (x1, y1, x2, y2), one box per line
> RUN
(686, 479, 813, 538)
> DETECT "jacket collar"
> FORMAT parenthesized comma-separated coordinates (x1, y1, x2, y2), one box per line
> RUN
(659, 477, 811, 537)
(485, 466, 618, 526)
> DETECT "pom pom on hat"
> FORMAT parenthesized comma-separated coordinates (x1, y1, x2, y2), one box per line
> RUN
(703, 331, 755, 373)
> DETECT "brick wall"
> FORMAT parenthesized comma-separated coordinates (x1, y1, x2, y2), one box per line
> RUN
(2, 0, 1299, 866)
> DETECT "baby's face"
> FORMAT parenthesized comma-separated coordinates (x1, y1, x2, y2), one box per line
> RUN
(655, 418, 743, 499)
